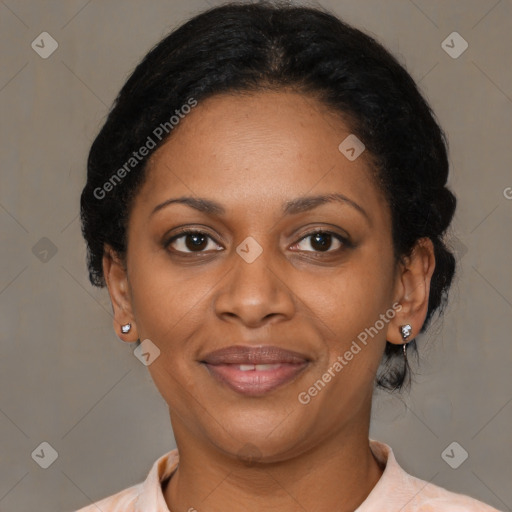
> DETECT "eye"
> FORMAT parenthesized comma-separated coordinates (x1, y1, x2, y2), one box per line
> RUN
(290, 230, 346, 253)
(165, 228, 349, 255)
(166, 230, 223, 253)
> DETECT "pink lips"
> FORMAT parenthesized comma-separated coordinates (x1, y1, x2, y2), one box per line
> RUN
(201, 345, 309, 396)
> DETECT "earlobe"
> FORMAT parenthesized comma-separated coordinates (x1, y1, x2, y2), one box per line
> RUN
(386, 238, 436, 345)
(102, 245, 139, 342)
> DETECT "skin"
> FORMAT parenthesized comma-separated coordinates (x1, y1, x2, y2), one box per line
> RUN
(103, 90, 435, 512)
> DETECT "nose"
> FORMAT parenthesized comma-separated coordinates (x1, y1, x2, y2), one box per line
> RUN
(213, 245, 296, 328)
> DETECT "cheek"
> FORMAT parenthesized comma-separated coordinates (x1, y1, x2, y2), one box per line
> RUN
(291, 250, 396, 401)
(127, 246, 217, 340)
(298, 255, 393, 340)
(291, 259, 393, 421)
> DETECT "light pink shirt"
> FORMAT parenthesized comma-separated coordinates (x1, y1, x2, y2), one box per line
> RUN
(74, 439, 502, 511)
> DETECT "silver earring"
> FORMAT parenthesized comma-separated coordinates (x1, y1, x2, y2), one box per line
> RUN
(399, 324, 412, 341)
(121, 323, 132, 334)
(400, 324, 412, 363)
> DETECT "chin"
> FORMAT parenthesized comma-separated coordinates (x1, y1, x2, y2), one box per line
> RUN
(203, 412, 312, 464)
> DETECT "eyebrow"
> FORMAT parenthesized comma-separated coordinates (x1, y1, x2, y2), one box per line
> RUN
(151, 193, 369, 222)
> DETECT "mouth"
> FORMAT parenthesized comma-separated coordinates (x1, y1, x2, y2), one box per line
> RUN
(200, 345, 310, 396)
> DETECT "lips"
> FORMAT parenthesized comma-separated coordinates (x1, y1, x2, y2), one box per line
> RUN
(200, 345, 310, 396)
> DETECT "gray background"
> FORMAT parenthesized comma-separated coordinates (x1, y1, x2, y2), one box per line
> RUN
(1, 0, 511, 511)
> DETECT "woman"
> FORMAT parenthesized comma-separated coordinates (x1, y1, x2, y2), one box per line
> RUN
(76, 2, 501, 511)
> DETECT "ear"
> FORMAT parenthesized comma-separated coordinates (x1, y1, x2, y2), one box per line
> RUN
(385, 237, 436, 345)
(102, 245, 138, 343)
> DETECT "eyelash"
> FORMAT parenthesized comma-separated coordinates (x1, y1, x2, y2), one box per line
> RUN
(165, 228, 350, 255)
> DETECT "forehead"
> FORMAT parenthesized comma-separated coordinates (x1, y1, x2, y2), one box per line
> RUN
(134, 90, 386, 220)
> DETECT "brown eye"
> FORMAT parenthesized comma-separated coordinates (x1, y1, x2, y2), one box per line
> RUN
(167, 231, 222, 253)
(291, 231, 345, 253)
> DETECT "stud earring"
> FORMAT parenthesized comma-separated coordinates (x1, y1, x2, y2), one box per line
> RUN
(399, 324, 412, 363)
(121, 323, 132, 334)
(399, 324, 412, 341)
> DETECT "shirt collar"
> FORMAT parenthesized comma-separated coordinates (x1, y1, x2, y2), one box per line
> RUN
(356, 438, 410, 511)
(134, 439, 399, 512)
(134, 448, 179, 511)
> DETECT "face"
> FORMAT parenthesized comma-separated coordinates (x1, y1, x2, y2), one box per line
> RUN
(110, 90, 408, 463)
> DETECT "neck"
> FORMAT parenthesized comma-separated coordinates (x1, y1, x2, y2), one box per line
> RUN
(164, 420, 384, 512)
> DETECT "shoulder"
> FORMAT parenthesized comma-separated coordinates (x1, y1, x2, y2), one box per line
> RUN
(73, 483, 141, 511)
(364, 440, 502, 512)
(72, 447, 179, 512)
(405, 473, 502, 511)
